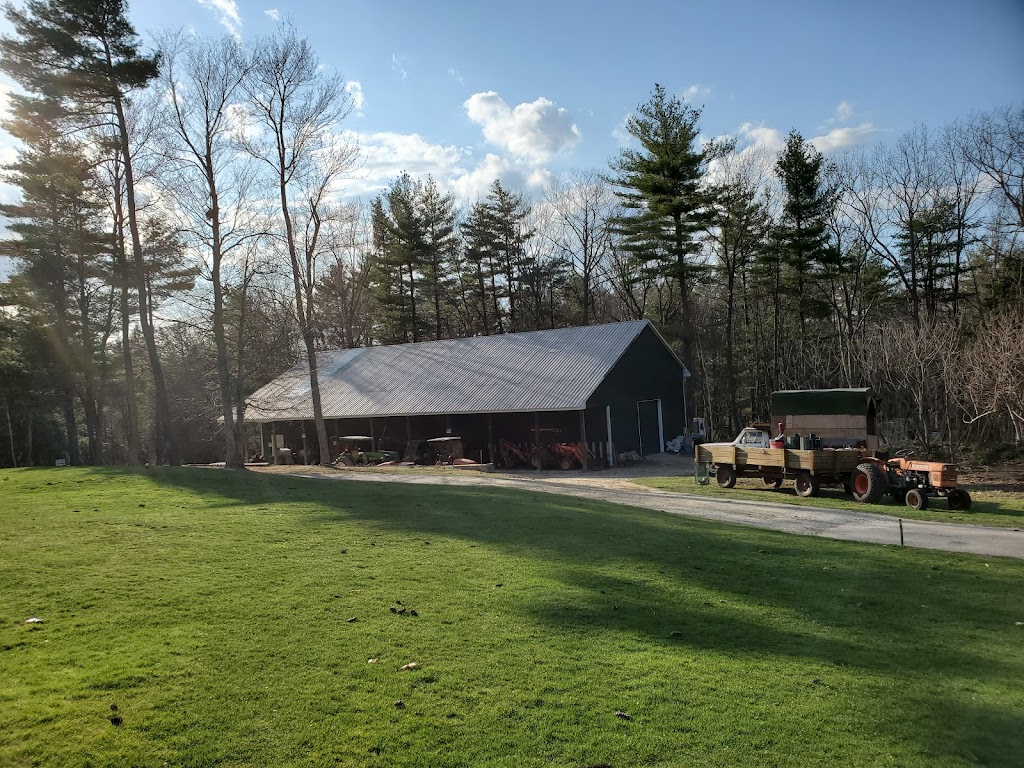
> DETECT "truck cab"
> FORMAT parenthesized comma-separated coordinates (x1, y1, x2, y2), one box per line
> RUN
(704, 427, 772, 450)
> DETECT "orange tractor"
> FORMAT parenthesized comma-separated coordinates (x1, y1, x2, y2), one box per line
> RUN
(848, 450, 972, 510)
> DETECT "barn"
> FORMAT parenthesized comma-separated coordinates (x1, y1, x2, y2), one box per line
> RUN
(244, 320, 690, 466)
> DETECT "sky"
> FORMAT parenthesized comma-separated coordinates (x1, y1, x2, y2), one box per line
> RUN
(0, 0, 1022, 206)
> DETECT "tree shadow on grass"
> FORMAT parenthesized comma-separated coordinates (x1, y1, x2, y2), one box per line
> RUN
(132, 468, 1021, 669)
(87, 466, 1024, 763)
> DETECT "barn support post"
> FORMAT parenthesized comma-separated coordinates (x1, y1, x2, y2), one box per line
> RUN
(605, 406, 614, 467)
(579, 409, 588, 471)
(533, 411, 541, 471)
(657, 399, 665, 453)
(270, 421, 277, 464)
(406, 416, 411, 444)
(370, 417, 376, 451)
(301, 423, 309, 465)
(487, 414, 494, 466)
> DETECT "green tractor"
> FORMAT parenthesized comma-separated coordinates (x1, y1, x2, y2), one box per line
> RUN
(334, 436, 399, 466)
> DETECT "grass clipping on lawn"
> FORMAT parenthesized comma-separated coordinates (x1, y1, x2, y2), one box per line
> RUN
(0, 467, 1021, 767)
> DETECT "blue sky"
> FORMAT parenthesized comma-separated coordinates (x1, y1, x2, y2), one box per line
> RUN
(1, 0, 1023, 203)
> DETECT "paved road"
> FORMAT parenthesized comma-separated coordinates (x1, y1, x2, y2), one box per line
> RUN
(294, 468, 1024, 561)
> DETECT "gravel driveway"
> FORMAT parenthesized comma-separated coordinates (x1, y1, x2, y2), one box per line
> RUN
(258, 454, 1024, 560)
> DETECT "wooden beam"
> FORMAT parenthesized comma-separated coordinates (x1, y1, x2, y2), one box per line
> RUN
(580, 409, 588, 471)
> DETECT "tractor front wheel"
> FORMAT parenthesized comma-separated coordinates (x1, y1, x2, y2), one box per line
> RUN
(716, 465, 737, 488)
(530, 451, 546, 470)
(947, 488, 972, 510)
(795, 472, 820, 497)
(905, 488, 929, 510)
(559, 456, 577, 471)
(850, 463, 886, 504)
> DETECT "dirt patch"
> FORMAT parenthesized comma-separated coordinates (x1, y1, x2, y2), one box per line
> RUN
(246, 455, 1023, 500)
(250, 452, 694, 489)
(957, 462, 1024, 495)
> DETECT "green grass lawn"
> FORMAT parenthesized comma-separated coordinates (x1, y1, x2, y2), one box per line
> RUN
(1, 468, 1022, 767)
(633, 476, 1024, 529)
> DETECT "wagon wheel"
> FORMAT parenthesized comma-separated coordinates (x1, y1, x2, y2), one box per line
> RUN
(794, 472, 820, 498)
(762, 476, 783, 489)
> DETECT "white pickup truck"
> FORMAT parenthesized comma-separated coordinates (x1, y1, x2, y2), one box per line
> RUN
(703, 427, 772, 449)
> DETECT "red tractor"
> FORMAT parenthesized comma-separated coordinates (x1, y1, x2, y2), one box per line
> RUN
(848, 450, 972, 511)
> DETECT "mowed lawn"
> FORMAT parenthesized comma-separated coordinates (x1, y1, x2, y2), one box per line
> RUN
(1, 469, 1022, 767)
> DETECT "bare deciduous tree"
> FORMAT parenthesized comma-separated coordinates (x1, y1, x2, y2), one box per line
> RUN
(158, 30, 266, 467)
(242, 23, 358, 463)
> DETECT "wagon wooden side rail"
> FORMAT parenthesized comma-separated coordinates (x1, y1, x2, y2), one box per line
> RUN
(696, 444, 865, 497)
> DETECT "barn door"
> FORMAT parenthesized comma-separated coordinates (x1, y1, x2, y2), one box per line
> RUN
(637, 399, 663, 455)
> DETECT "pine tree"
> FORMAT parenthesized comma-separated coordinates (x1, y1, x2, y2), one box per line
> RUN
(0, 91, 112, 465)
(0, 0, 171, 462)
(774, 130, 835, 337)
(607, 84, 718, 419)
(417, 178, 459, 340)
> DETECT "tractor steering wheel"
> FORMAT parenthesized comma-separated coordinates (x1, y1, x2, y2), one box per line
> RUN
(895, 448, 914, 458)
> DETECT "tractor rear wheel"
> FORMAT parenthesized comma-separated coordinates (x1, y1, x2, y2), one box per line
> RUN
(905, 488, 928, 510)
(850, 462, 886, 504)
(716, 465, 737, 488)
(763, 476, 783, 489)
(795, 472, 819, 497)
(947, 488, 972, 510)
(338, 454, 355, 467)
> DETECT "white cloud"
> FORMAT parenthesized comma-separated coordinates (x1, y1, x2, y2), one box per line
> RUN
(682, 84, 712, 102)
(196, 0, 242, 37)
(264, 8, 279, 21)
(339, 131, 470, 198)
(834, 100, 854, 122)
(464, 91, 580, 163)
(810, 122, 879, 153)
(392, 53, 409, 80)
(449, 154, 551, 201)
(345, 81, 365, 116)
(448, 67, 463, 84)
(611, 113, 633, 146)
(735, 121, 786, 153)
(224, 102, 259, 142)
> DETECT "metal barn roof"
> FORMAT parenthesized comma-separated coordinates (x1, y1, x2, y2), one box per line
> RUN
(245, 320, 685, 422)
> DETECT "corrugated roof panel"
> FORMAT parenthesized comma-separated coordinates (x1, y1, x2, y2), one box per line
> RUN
(245, 320, 676, 421)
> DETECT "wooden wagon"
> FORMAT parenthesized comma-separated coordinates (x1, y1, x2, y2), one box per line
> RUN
(696, 444, 865, 497)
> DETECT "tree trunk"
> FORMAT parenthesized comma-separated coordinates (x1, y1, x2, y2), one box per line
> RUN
(112, 183, 141, 466)
(63, 384, 79, 465)
(111, 88, 178, 465)
(208, 170, 244, 469)
(4, 398, 16, 468)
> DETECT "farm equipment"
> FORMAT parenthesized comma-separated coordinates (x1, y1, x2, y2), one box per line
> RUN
(849, 451, 972, 510)
(499, 438, 531, 468)
(499, 438, 593, 470)
(334, 436, 400, 466)
(426, 436, 465, 465)
(697, 441, 864, 497)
